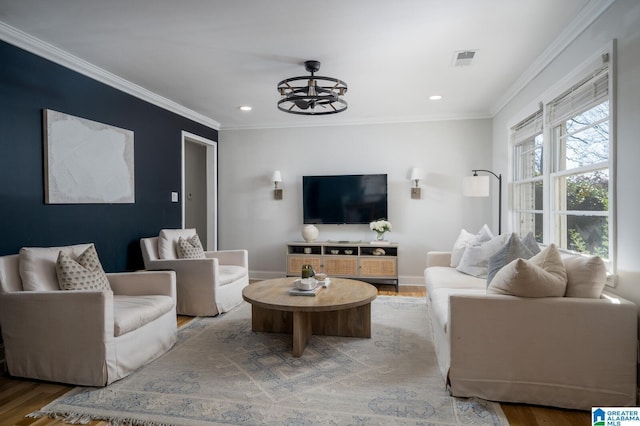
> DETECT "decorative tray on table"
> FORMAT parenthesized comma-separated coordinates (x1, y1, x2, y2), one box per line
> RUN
(288, 278, 331, 296)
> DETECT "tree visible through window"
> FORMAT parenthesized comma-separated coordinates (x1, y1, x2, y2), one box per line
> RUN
(553, 101, 609, 258)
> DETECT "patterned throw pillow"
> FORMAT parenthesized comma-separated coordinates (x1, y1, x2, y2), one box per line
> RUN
(56, 244, 111, 291)
(177, 234, 206, 259)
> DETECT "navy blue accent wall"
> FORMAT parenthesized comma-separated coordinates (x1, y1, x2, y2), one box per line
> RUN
(0, 41, 218, 271)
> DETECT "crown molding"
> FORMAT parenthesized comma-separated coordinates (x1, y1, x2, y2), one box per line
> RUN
(0, 22, 220, 130)
(490, 0, 617, 116)
(220, 112, 492, 131)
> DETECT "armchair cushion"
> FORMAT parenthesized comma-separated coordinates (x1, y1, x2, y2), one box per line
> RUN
(113, 295, 174, 337)
(219, 265, 248, 286)
(19, 243, 93, 291)
(177, 234, 205, 259)
(158, 228, 197, 259)
(56, 245, 111, 291)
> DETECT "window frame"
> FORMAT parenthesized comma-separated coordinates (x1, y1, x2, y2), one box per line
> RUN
(507, 42, 616, 278)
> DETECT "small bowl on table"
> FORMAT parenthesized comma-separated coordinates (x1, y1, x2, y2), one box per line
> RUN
(314, 272, 327, 282)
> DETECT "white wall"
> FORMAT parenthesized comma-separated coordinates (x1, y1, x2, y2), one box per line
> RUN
(492, 0, 640, 306)
(220, 119, 492, 284)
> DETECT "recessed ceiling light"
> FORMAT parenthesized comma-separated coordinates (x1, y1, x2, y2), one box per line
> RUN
(429, 95, 442, 101)
(238, 106, 252, 111)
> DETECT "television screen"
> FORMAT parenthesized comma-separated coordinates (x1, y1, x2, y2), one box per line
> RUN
(303, 174, 388, 224)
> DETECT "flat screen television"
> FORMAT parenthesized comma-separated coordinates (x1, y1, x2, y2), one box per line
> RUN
(303, 174, 388, 224)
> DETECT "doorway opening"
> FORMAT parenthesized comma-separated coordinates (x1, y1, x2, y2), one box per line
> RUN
(181, 131, 217, 250)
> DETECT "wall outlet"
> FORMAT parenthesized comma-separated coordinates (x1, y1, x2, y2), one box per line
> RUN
(171, 192, 179, 203)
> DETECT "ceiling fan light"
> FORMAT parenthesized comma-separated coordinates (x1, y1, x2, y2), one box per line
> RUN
(277, 60, 348, 116)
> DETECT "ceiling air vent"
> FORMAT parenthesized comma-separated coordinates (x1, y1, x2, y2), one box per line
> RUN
(452, 50, 477, 67)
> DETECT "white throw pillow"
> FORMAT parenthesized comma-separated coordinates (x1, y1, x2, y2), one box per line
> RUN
(456, 233, 507, 278)
(563, 255, 607, 298)
(487, 244, 567, 297)
(450, 224, 493, 267)
(19, 243, 93, 291)
(158, 229, 197, 260)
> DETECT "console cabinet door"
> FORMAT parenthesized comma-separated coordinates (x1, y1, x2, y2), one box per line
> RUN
(323, 257, 358, 276)
(287, 256, 322, 275)
(359, 257, 397, 278)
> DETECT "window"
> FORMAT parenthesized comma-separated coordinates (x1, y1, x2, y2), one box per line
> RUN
(510, 52, 613, 267)
(512, 110, 544, 242)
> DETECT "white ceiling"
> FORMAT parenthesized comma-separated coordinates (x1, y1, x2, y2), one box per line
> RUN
(0, 0, 603, 130)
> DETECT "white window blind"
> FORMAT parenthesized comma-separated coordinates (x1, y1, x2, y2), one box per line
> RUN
(547, 62, 609, 126)
(511, 108, 543, 145)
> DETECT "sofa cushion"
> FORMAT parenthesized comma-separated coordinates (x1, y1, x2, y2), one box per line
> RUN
(487, 244, 567, 297)
(158, 229, 197, 260)
(19, 243, 93, 291)
(564, 255, 607, 298)
(456, 233, 508, 278)
(218, 265, 247, 286)
(56, 245, 111, 291)
(177, 234, 205, 259)
(450, 224, 493, 267)
(113, 295, 174, 337)
(425, 266, 486, 301)
(430, 287, 487, 332)
(486, 233, 535, 286)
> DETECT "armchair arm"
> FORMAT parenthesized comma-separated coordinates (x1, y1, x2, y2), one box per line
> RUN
(143, 257, 219, 304)
(205, 249, 248, 268)
(0, 291, 113, 386)
(107, 271, 176, 300)
(427, 251, 451, 268)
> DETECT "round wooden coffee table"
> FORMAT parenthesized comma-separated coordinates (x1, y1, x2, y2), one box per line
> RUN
(242, 277, 377, 357)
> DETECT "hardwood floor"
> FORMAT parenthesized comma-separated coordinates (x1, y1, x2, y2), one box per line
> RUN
(0, 284, 589, 425)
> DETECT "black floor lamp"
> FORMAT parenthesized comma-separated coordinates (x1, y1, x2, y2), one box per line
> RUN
(462, 169, 502, 235)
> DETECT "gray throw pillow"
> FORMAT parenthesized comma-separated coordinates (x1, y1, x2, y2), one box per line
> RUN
(486, 233, 535, 286)
(521, 231, 541, 254)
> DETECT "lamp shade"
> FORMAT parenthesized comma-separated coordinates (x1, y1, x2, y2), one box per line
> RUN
(271, 170, 282, 183)
(462, 175, 490, 197)
(410, 168, 424, 182)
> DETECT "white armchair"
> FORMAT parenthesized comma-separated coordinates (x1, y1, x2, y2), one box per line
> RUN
(140, 229, 249, 316)
(0, 246, 177, 387)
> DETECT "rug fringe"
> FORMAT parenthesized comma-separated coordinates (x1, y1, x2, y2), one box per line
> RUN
(27, 410, 174, 426)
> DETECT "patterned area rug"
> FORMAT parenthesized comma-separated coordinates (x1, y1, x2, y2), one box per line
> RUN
(29, 296, 508, 425)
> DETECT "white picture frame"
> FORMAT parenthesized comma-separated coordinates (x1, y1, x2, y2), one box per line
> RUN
(43, 109, 135, 204)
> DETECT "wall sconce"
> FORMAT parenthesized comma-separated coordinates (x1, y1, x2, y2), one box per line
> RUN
(410, 167, 424, 199)
(271, 170, 283, 200)
(462, 169, 502, 234)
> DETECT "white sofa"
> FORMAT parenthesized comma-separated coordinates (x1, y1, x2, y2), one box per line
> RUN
(0, 244, 177, 387)
(424, 250, 637, 410)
